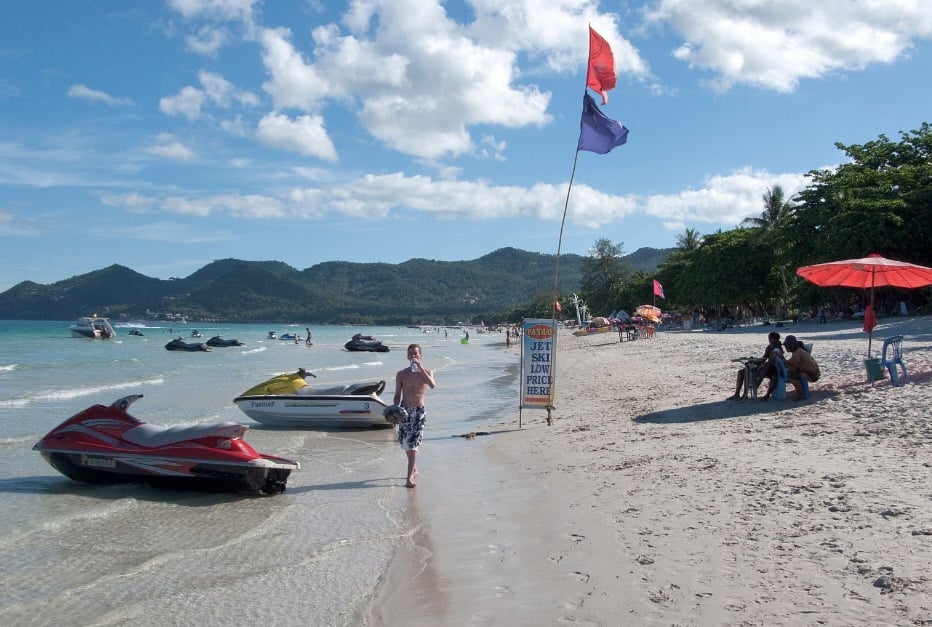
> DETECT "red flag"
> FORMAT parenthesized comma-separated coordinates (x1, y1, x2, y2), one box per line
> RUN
(587, 26, 616, 105)
(863, 305, 877, 333)
(653, 279, 665, 299)
(555, 300, 563, 312)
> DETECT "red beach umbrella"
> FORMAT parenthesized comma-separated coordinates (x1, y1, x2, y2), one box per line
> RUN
(796, 253, 932, 355)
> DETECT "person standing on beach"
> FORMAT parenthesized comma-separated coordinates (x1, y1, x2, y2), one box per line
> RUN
(393, 343, 436, 488)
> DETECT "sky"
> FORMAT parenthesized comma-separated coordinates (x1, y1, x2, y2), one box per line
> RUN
(1, 0, 931, 292)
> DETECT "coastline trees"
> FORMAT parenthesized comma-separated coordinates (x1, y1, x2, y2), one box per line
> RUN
(597, 123, 932, 323)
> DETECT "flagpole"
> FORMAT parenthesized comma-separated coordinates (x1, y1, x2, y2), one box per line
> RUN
(547, 24, 618, 424)
(548, 142, 582, 426)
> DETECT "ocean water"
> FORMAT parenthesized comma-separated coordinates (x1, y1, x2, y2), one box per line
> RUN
(0, 321, 518, 626)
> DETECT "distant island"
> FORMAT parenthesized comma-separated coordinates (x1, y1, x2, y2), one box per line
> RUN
(0, 246, 671, 325)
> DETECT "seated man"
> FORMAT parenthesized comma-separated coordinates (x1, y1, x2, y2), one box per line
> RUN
(782, 335, 820, 400)
(729, 331, 781, 400)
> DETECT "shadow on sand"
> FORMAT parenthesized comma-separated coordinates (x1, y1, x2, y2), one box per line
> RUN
(634, 389, 842, 424)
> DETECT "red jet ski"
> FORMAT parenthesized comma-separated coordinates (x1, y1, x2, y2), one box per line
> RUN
(33, 395, 299, 495)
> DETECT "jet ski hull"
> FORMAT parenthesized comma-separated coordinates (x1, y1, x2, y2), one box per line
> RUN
(235, 370, 391, 428)
(38, 450, 295, 495)
(234, 394, 392, 428)
(33, 395, 299, 495)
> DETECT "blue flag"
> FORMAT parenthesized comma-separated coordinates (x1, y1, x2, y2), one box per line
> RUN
(577, 93, 628, 154)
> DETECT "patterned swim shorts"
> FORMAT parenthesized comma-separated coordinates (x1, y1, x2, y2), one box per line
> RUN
(398, 406, 426, 451)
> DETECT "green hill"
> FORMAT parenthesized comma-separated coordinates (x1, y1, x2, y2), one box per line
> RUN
(0, 247, 670, 324)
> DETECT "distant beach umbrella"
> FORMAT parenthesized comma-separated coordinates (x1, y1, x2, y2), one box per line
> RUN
(635, 304, 661, 322)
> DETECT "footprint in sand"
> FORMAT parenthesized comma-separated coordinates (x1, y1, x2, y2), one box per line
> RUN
(493, 585, 513, 597)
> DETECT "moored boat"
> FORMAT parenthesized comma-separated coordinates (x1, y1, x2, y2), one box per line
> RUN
(234, 368, 391, 429)
(69, 316, 116, 339)
(165, 338, 211, 351)
(344, 333, 390, 352)
(33, 394, 299, 495)
(206, 335, 244, 347)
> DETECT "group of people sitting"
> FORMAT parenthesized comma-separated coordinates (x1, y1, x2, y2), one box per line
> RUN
(728, 332, 821, 401)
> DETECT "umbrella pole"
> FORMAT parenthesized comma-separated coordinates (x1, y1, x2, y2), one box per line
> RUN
(868, 271, 875, 357)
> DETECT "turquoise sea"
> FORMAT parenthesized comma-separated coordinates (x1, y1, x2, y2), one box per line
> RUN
(0, 320, 519, 625)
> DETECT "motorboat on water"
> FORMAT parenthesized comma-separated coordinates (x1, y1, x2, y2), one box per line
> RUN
(165, 338, 211, 351)
(69, 316, 116, 339)
(233, 368, 391, 429)
(128, 329, 144, 336)
(206, 335, 244, 347)
(33, 394, 299, 495)
(344, 333, 390, 352)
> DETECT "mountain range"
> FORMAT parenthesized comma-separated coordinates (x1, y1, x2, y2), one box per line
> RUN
(0, 247, 670, 324)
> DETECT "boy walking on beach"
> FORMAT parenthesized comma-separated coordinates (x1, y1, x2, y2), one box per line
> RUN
(394, 343, 436, 488)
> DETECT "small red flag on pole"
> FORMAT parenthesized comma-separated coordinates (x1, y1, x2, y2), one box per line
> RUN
(653, 279, 665, 299)
(587, 26, 617, 105)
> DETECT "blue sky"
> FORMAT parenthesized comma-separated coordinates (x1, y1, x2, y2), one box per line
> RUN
(1, 0, 931, 292)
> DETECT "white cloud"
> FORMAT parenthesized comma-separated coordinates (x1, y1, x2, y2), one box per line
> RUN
(162, 1, 649, 161)
(146, 134, 197, 160)
(646, 0, 932, 92)
(160, 72, 257, 121)
(168, 0, 259, 22)
(186, 25, 229, 55)
(99, 192, 157, 213)
(641, 168, 811, 226)
(259, 0, 605, 160)
(67, 84, 133, 106)
(259, 27, 338, 111)
(161, 194, 286, 218)
(0, 210, 42, 235)
(160, 86, 206, 120)
(467, 0, 650, 78)
(254, 112, 337, 161)
(93, 221, 238, 243)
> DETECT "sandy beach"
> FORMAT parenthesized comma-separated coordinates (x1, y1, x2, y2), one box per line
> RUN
(371, 316, 931, 626)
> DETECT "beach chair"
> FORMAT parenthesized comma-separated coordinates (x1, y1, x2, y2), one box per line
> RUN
(879, 335, 908, 387)
(772, 355, 810, 401)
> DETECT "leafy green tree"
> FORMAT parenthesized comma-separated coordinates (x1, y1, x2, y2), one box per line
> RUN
(580, 238, 629, 315)
(673, 229, 775, 314)
(788, 123, 932, 269)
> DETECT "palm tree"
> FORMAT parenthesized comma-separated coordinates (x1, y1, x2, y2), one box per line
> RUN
(742, 185, 793, 230)
(676, 227, 702, 251)
(742, 185, 797, 311)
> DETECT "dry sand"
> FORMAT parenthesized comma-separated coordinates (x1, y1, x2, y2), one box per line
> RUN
(371, 316, 931, 626)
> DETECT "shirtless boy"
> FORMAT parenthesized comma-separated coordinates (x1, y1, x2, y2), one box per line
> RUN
(394, 343, 436, 487)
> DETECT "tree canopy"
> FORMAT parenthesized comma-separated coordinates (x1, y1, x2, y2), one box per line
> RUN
(574, 122, 932, 321)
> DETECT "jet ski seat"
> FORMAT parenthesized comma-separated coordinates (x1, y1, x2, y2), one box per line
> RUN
(294, 380, 387, 396)
(124, 422, 247, 448)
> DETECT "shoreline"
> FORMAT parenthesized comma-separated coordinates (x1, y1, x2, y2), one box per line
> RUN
(368, 316, 931, 625)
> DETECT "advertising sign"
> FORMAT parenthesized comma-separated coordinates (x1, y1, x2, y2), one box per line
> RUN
(521, 318, 558, 409)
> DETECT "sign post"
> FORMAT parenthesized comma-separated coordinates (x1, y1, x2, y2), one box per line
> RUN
(520, 318, 558, 427)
